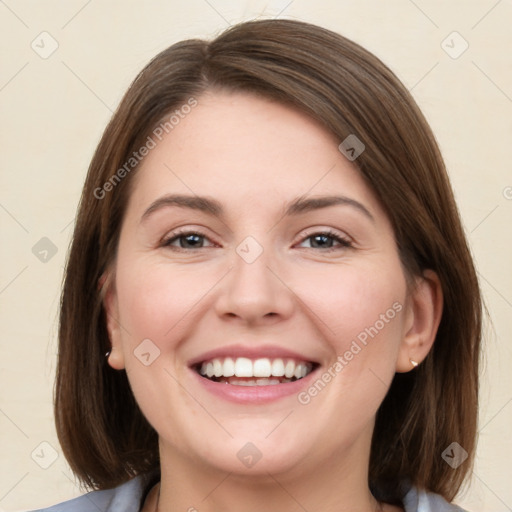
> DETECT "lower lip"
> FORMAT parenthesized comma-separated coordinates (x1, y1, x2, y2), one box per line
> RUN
(190, 368, 319, 404)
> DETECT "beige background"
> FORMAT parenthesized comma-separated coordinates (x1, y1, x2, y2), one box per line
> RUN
(1, 1, 511, 510)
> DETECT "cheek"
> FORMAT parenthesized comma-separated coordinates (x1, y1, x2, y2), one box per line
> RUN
(115, 257, 216, 349)
(295, 266, 407, 428)
(113, 259, 209, 437)
(283, 263, 408, 451)
(295, 261, 407, 368)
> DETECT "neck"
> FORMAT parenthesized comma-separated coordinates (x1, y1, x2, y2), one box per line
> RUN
(152, 428, 389, 512)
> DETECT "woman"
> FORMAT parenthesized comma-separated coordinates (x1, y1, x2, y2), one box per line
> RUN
(33, 18, 480, 512)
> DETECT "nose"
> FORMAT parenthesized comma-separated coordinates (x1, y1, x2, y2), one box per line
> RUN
(214, 247, 295, 326)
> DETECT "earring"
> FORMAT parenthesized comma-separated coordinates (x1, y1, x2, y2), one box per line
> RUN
(105, 349, 111, 358)
(410, 359, 419, 368)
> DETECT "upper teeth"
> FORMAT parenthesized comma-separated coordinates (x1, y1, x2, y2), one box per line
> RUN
(199, 357, 312, 379)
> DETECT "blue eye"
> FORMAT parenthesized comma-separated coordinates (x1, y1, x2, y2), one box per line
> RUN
(160, 229, 351, 252)
(299, 232, 352, 250)
(162, 232, 213, 249)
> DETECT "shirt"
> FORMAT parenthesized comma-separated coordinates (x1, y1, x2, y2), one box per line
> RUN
(29, 475, 468, 512)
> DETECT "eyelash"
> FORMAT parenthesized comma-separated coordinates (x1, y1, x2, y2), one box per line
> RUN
(297, 229, 353, 251)
(160, 229, 218, 251)
(160, 228, 353, 252)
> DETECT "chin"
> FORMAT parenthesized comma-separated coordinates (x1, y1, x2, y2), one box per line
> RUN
(210, 446, 309, 477)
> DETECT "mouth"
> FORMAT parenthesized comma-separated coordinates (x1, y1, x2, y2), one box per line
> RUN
(193, 357, 318, 386)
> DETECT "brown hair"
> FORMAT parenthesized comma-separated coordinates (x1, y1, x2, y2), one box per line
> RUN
(56, 18, 481, 503)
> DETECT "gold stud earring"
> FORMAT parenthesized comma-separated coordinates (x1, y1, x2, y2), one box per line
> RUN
(410, 359, 419, 368)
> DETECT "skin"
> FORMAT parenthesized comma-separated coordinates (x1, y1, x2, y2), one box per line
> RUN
(104, 90, 442, 512)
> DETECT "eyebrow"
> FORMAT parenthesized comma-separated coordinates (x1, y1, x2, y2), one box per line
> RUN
(141, 194, 223, 221)
(141, 194, 374, 223)
(284, 195, 374, 222)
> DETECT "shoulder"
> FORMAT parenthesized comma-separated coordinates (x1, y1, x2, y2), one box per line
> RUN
(28, 475, 147, 512)
(403, 486, 468, 512)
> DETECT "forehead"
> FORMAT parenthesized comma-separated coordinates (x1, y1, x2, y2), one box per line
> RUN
(126, 91, 384, 219)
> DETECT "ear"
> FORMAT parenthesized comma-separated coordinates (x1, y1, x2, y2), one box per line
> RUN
(100, 271, 126, 370)
(395, 269, 443, 373)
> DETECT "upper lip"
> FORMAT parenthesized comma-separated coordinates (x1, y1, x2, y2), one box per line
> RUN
(188, 344, 320, 367)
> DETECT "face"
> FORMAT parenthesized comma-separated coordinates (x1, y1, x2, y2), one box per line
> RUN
(105, 90, 417, 478)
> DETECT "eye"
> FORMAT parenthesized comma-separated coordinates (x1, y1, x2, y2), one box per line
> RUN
(297, 230, 353, 250)
(161, 231, 216, 250)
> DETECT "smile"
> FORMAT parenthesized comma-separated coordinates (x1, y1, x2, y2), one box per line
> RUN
(195, 357, 316, 386)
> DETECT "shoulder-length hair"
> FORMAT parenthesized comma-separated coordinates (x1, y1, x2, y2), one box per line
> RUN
(56, 18, 481, 503)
